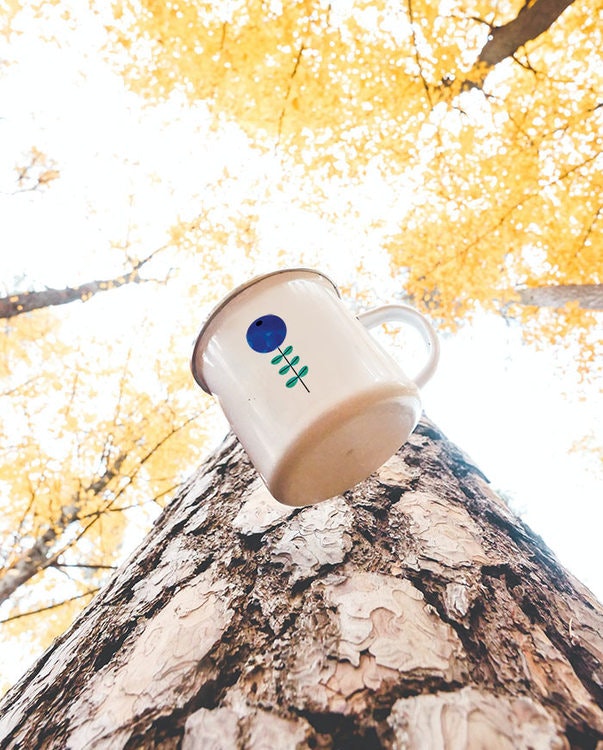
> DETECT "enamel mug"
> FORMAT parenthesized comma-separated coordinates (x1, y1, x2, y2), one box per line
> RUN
(191, 268, 439, 506)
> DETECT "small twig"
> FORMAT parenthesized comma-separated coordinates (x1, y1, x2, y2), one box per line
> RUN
(277, 42, 306, 145)
(0, 589, 99, 624)
(407, 0, 434, 108)
(52, 563, 119, 570)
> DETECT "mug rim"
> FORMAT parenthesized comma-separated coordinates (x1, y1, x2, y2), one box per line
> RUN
(191, 267, 340, 392)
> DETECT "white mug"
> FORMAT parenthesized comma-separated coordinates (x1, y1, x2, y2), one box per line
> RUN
(191, 268, 439, 506)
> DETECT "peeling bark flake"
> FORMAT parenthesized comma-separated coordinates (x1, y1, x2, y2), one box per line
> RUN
(391, 491, 491, 569)
(66, 570, 233, 749)
(325, 571, 464, 677)
(232, 482, 296, 534)
(387, 687, 567, 750)
(270, 496, 353, 581)
(183, 707, 239, 749)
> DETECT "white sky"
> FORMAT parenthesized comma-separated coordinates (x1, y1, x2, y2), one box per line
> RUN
(0, 2, 602, 689)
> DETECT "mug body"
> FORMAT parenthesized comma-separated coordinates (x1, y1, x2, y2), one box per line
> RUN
(192, 269, 421, 506)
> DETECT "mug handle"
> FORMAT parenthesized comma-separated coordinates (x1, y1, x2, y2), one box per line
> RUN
(357, 304, 440, 388)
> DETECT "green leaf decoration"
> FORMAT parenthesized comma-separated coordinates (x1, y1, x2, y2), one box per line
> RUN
(267, 342, 308, 391)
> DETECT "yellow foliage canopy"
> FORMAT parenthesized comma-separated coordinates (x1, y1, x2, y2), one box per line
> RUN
(109, 0, 601, 332)
(0, 286, 214, 681)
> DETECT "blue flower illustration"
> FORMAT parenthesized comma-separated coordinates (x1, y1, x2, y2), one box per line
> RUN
(246, 315, 287, 353)
(246, 314, 309, 392)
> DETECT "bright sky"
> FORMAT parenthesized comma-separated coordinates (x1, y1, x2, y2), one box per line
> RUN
(1, 2, 602, 689)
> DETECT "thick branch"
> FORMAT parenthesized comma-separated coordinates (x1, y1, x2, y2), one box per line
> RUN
(0, 272, 142, 320)
(0, 247, 165, 320)
(2, 419, 603, 747)
(517, 283, 603, 310)
(478, 0, 576, 68)
(439, 0, 577, 95)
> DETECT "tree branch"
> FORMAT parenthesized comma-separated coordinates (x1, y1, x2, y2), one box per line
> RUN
(277, 42, 306, 144)
(52, 563, 119, 570)
(477, 0, 576, 68)
(516, 284, 603, 310)
(439, 0, 577, 95)
(0, 589, 99, 624)
(0, 247, 165, 320)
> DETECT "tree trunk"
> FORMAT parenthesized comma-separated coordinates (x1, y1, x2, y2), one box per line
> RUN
(1, 417, 602, 749)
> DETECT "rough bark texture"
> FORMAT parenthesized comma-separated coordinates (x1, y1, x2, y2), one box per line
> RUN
(1, 417, 603, 749)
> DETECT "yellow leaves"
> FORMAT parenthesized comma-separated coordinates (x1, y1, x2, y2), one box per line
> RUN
(103, 0, 602, 233)
(110, 0, 430, 161)
(515, 302, 601, 382)
(0, 273, 216, 658)
(13, 146, 60, 192)
(37, 168, 60, 185)
(458, 123, 476, 156)
(0, 0, 24, 37)
(0, 307, 62, 378)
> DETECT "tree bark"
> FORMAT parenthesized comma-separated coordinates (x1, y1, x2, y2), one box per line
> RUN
(1, 417, 602, 749)
(517, 284, 603, 311)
